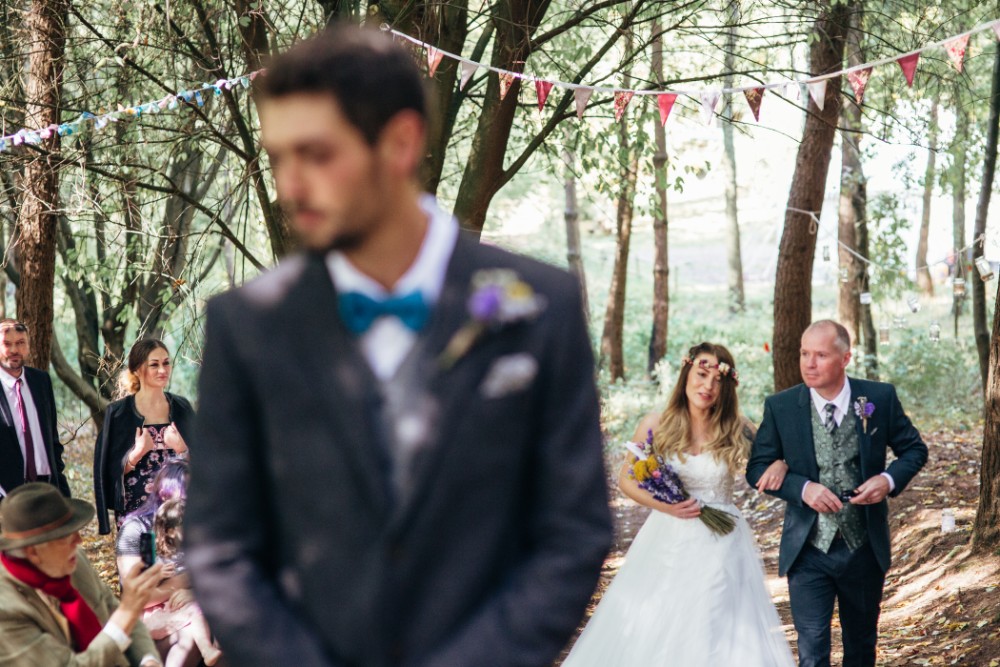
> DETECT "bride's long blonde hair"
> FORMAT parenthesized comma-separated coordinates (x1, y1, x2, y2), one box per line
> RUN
(652, 342, 749, 475)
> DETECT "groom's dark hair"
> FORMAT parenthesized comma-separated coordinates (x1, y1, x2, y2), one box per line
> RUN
(260, 24, 428, 146)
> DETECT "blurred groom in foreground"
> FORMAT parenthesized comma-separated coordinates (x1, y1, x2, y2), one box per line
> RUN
(185, 24, 612, 667)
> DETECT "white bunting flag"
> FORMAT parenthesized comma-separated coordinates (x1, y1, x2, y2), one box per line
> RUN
(460, 61, 478, 90)
(807, 80, 827, 111)
(699, 90, 720, 125)
(574, 87, 594, 120)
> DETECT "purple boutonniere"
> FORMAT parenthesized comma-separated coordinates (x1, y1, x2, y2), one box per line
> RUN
(438, 269, 547, 370)
(854, 396, 875, 432)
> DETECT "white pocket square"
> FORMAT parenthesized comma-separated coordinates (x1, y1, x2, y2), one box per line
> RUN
(479, 353, 538, 399)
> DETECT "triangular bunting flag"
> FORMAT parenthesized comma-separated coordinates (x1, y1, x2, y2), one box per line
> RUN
(460, 61, 478, 90)
(993, 21, 1000, 41)
(498, 71, 517, 100)
(945, 34, 970, 72)
(897, 53, 919, 87)
(699, 90, 720, 125)
(807, 80, 826, 110)
(535, 80, 553, 111)
(657, 93, 677, 126)
(427, 47, 444, 78)
(847, 67, 872, 105)
(614, 91, 634, 122)
(744, 87, 764, 121)
(574, 87, 594, 120)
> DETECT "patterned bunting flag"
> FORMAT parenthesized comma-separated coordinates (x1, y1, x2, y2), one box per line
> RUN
(574, 87, 594, 120)
(699, 90, 720, 125)
(896, 53, 920, 87)
(614, 91, 634, 122)
(993, 21, 1000, 41)
(744, 87, 764, 121)
(498, 71, 517, 100)
(657, 93, 677, 126)
(535, 80, 553, 111)
(945, 34, 970, 72)
(807, 80, 827, 110)
(847, 67, 872, 105)
(460, 61, 478, 90)
(427, 47, 444, 78)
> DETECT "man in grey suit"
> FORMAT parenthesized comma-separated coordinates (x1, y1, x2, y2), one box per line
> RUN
(747, 320, 927, 667)
(185, 25, 612, 667)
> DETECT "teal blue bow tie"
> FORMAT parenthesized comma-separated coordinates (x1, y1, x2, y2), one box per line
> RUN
(338, 290, 430, 334)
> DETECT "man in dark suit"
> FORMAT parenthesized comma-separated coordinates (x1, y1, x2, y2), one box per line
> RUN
(0, 320, 70, 499)
(185, 26, 612, 667)
(747, 320, 927, 667)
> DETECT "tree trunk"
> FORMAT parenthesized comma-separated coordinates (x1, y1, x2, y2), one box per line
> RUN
(721, 3, 745, 313)
(600, 46, 638, 382)
(15, 0, 69, 372)
(837, 8, 864, 345)
(973, 46, 1000, 394)
(562, 148, 589, 319)
(649, 18, 669, 374)
(772, 3, 850, 392)
(916, 100, 938, 296)
(974, 269, 1000, 549)
(856, 202, 878, 380)
(953, 94, 968, 337)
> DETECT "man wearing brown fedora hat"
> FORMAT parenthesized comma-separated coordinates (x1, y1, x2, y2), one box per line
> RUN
(0, 483, 164, 666)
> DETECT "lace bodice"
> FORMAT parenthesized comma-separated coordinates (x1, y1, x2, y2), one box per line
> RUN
(666, 453, 735, 506)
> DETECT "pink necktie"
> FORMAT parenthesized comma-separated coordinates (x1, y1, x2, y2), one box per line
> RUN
(14, 378, 37, 482)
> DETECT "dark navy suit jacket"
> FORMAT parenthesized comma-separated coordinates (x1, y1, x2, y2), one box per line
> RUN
(0, 367, 69, 498)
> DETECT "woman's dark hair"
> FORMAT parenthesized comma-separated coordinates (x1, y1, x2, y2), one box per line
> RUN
(124, 459, 189, 523)
(116, 338, 169, 398)
(260, 24, 427, 146)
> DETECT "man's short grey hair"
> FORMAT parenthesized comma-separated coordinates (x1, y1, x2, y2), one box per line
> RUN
(805, 320, 852, 353)
(2, 547, 28, 558)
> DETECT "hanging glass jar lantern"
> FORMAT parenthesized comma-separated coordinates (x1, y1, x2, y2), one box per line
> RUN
(879, 323, 890, 344)
(822, 244, 831, 262)
(859, 291, 872, 305)
(953, 277, 966, 297)
(929, 322, 941, 342)
(893, 316, 906, 330)
(975, 256, 994, 281)
(907, 294, 920, 313)
(839, 267, 850, 283)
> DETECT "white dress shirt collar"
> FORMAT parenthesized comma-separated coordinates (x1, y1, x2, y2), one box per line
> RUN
(326, 194, 458, 304)
(809, 378, 852, 426)
(0, 367, 23, 393)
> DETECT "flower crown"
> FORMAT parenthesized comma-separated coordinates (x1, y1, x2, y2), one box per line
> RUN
(682, 355, 740, 385)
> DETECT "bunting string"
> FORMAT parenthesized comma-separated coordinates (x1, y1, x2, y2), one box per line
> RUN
(0, 69, 264, 153)
(385, 17, 1000, 124)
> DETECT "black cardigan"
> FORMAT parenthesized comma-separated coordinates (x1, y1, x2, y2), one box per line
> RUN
(92, 392, 195, 535)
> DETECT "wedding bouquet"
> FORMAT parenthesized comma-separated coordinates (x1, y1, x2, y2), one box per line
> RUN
(625, 430, 736, 536)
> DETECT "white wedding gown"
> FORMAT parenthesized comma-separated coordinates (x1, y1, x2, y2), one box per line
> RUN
(563, 452, 795, 667)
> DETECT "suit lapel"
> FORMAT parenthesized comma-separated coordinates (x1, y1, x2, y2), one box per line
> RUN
(848, 377, 872, 476)
(292, 255, 392, 514)
(389, 235, 480, 529)
(0, 567, 70, 644)
(797, 385, 820, 481)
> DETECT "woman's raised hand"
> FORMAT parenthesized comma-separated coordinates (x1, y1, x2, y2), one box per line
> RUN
(756, 459, 789, 492)
(163, 422, 188, 454)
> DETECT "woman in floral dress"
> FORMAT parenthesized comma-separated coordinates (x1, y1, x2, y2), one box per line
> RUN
(93, 338, 196, 535)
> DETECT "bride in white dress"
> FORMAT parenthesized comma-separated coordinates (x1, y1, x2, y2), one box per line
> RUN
(563, 342, 795, 667)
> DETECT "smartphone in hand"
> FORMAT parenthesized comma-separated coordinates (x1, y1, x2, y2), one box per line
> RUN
(139, 531, 156, 568)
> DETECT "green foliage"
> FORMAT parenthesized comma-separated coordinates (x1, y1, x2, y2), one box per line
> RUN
(867, 192, 914, 301)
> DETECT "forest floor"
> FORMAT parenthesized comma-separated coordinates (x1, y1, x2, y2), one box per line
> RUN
(556, 426, 1000, 666)
(67, 427, 998, 666)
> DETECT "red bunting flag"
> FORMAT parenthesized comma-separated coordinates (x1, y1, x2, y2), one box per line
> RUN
(945, 34, 970, 72)
(847, 67, 872, 105)
(743, 87, 764, 122)
(896, 53, 919, 87)
(535, 80, 553, 111)
(427, 47, 444, 78)
(614, 91, 634, 122)
(498, 71, 517, 100)
(574, 88, 594, 120)
(657, 93, 677, 126)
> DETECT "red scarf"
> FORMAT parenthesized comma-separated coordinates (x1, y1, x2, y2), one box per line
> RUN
(1, 552, 103, 650)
